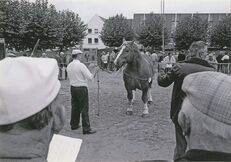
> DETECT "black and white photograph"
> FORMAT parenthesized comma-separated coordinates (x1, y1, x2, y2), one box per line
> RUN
(0, 0, 231, 161)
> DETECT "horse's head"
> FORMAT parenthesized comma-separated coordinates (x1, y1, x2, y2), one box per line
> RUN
(114, 41, 140, 69)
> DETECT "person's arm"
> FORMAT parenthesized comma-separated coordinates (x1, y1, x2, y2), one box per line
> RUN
(81, 64, 99, 81)
(157, 62, 176, 87)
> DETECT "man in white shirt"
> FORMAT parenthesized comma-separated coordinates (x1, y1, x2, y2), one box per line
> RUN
(67, 49, 98, 134)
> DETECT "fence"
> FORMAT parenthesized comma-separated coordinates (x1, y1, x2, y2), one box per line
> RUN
(215, 63, 231, 74)
(58, 61, 98, 80)
(158, 63, 231, 75)
(58, 62, 231, 80)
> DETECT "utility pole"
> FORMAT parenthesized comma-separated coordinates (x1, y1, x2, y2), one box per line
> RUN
(161, 0, 165, 55)
(230, 0, 231, 50)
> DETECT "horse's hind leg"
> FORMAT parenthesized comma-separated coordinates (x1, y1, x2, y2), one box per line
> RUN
(126, 89, 133, 115)
(147, 88, 153, 104)
(132, 90, 136, 103)
(141, 89, 149, 117)
(148, 79, 153, 104)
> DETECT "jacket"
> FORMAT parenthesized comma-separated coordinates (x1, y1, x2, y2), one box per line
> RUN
(175, 149, 231, 161)
(158, 58, 215, 123)
(0, 118, 58, 162)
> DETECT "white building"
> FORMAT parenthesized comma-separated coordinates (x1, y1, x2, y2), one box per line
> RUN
(82, 14, 107, 50)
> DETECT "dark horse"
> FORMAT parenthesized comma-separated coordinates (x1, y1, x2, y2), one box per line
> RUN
(114, 41, 155, 117)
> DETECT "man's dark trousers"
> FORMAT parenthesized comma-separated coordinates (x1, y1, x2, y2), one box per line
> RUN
(174, 121, 187, 159)
(70, 86, 91, 132)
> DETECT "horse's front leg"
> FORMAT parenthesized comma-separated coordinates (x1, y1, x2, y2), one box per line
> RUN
(141, 88, 149, 117)
(126, 89, 133, 115)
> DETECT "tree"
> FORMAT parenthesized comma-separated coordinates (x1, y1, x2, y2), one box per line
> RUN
(0, 0, 86, 51)
(210, 15, 231, 48)
(175, 15, 208, 50)
(0, 0, 23, 50)
(136, 13, 168, 50)
(59, 10, 87, 50)
(100, 14, 134, 47)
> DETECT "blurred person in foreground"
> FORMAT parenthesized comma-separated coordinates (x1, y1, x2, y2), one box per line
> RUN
(67, 49, 99, 134)
(176, 71, 231, 161)
(0, 57, 66, 161)
(158, 41, 215, 160)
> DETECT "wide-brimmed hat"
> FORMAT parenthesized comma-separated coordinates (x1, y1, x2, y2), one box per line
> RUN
(72, 49, 83, 55)
(0, 57, 60, 125)
(182, 71, 231, 125)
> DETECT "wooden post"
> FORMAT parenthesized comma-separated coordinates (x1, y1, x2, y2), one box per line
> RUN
(97, 69, 100, 116)
(96, 48, 100, 116)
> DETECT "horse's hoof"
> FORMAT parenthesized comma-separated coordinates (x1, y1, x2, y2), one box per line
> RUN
(148, 101, 153, 105)
(126, 111, 133, 115)
(141, 114, 149, 118)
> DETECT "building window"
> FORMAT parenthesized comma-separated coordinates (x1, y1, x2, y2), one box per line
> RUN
(88, 38, 92, 44)
(94, 38, 98, 44)
(88, 29, 92, 34)
(94, 29, 98, 34)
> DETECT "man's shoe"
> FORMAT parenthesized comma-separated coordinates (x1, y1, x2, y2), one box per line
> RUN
(83, 130, 96, 135)
(71, 125, 81, 130)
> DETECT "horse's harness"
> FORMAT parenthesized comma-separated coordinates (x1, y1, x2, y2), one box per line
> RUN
(122, 44, 154, 81)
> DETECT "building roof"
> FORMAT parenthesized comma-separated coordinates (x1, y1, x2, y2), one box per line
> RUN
(99, 16, 106, 22)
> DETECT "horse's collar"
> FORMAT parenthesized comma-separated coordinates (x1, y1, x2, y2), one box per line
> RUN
(123, 70, 151, 81)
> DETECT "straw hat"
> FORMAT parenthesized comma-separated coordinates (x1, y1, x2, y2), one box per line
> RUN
(72, 49, 83, 55)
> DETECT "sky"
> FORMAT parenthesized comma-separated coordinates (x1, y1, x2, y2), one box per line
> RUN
(30, 0, 231, 23)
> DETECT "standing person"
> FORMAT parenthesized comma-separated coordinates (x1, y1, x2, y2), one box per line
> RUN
(0, 57, 65, 161)
(163, 52, 176, 72)
(221, 51, 230, 74)
(216, 51, 224, 72)
(109, 50, 116, 71)
(41, 52, 48, 58)
(206, 52, 217, 69)
(59, 52, 67, 80)
(151, 51, 159, 65)
(157, 41, 215, 160)
(101, 52, 108, 69)
(67, 49, 98, 134)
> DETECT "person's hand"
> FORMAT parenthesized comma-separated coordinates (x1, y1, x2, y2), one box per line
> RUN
(159, 62, 166, 72)
(88, 63, 98, 68)
(95, 66, 101, 73)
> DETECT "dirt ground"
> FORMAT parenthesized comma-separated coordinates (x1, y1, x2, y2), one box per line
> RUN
(58, 71, 175, 162)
